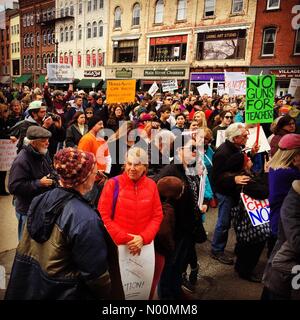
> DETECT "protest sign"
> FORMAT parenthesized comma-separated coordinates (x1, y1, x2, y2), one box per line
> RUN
(240, 193, 270, 227)
(216, 130, 226, 148)
(148, 81, 159, 97)
(47, 63, 74, 84)
(0, 139, 17, 171)
(246, 126, 270, 153)
(106, 80, 136, 104)
(198, 167, 207, 209)
(197, 83, 212, 97)
(118, 242, 155, 300)
(217, 83, 225, 96)
(224, 71, 246, 95)
(245, 75, 275, 124)
(161, 79, 178, 92)
(288, 78, 300, 97)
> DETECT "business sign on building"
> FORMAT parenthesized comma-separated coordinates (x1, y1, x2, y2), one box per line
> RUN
(84, 70, 101, 78)
(190, 73, 224, 82)
(269, 69, 300, 79)
(144, 69, 185, 77)
(116, 68, 132, 78)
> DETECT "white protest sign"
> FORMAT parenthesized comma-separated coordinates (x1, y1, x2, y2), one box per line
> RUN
(240, 193, 270, 227)
(198, 167, 207, 209)
(225, 71, 246, 95)
(148, 81, 159, 97)
(161, 79, 178, 92)
(118, 242, 155, 300)
(288, 78, 300, 97)
(47, 63, 74, 84)
(217, 83, 225, 96)
(197, 83, 212, 97)
(0, 139, 18, 171)
(246, 126, 270, 153)
(216, 129, 226, 148)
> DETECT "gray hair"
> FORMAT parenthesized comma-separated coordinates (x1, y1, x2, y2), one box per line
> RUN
(225, 123, 246, 143)
(126, 147, 149, 165)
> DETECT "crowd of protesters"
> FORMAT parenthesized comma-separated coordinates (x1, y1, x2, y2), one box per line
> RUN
(0, 81, 300, 300)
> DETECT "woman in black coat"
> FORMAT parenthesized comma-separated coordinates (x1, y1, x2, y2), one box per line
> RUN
(65, 111, 88, 147)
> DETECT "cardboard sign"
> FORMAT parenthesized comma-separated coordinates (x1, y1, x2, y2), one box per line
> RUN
(245, 75, 275, 124)
(106, 80, 136, 104)
(241, 193, 270, 227)
(161, 79, 178, 92)
(148, 81, 159, 97)
(217, 83, 225, 96)
(0, 139, 18, 171)
(197, 83, 212, 97)
(225, 71, 246, 95)
(288, 78, 300, 97)
(246, 126, 270, 153)
(118, 242, 155, 300)
(47, 63, 74, 83)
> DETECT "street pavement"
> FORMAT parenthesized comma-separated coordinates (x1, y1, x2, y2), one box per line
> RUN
(0, 193, 267, 300)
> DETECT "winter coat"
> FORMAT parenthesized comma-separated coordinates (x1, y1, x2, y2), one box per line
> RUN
(98, 172, 163, 245)
(66, 123, 88, 147)
(8, 145, 55, 214)
(5, 187, 111, 300)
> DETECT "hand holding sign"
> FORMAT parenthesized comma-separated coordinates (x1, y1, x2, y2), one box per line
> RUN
(234, 175, 251, 185)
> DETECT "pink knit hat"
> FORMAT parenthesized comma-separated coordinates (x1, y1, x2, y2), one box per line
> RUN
(279, 134, 300, 150)
(54, 148, 96, 188)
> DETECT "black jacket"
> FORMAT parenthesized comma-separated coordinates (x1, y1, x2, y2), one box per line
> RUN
(8, 145, 56, 213)
(5, 187, 111, 300)
(65, 123, 88, 147)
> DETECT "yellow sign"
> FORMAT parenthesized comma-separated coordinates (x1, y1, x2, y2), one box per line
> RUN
(106, 80, 136, 104)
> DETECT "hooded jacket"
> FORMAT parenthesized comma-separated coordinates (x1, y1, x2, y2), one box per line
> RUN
(5, 187, 110, 300)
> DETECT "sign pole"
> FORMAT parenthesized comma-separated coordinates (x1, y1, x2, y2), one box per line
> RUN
(255, 123, 260, 146)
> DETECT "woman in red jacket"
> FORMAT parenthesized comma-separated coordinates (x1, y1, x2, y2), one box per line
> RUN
(98, 146, 163, 254)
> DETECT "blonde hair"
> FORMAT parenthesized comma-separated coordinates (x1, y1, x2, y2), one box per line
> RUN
(268, 148, 300, 169)
(193, 111, 207, 128)
(0, 103, 9, 118)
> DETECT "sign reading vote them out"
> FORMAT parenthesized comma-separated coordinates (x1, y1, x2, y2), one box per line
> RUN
(106, 80, 136, 104)
(245, 75, 275, 124)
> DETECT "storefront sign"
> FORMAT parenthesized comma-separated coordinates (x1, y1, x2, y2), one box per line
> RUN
(270, 69, 300, 79)
(144, 69, 185, 77)
(191, 73, 224, 82)
(84, 70, 101, 77)
(150, 35, 187, 45)
(245, 75, 275, 124)
(47, 63, 74, 84)
(116, 68, 132, 78)
(106, 79, 136, 104)
(205, 31, 238, 41)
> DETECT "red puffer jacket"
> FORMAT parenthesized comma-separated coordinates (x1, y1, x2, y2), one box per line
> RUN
(98, 173, 163, 245)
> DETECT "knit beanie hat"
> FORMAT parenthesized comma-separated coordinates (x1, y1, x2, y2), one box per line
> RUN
(88, 115, 103, 131)
(54, 148, 96, 188)
(279, 133, 300, 150)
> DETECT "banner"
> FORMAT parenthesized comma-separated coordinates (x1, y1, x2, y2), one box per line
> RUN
(0, 139, 18, 171)
(245, 75, 275, 124)
(47, 63, 74, 84)
(118, 242, 155, 300)
(148, 81, 159, 97)
(197, 83, 212, 96)
(241, 193, 270, 227)
(225, 71, 246, 95)
(106, 80, 136, 104)
(161, 79, 178, 92)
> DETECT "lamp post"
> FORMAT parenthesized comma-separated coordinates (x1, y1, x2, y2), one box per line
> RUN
(55, 40, 59, 63)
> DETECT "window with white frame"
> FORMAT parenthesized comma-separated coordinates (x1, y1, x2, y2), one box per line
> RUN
(93, 21, 97, 37)
(88, 0, 92, 12)
(114, 7, 121, 28)
(52, 30, 55, 44)
(43, 31, 47, 46)
(87, 23, 92, 38)
(232, 0, 243, 13)
(43, 54, 47, 69)
(99, 0, 103, 9)
(155, 0, 164, 24)
(93, 0, 98, 10)
(78, 25, 82, 40)
(22, 15, 26, 27)
(51, 53, 55, 63)
(70, 1, 74, 15)
(60, 27, 64, 42)
(99, 21, 103, 37)
(47, 8, 52, 20)
(267, 0, 280, 10)
(132, 3, 140, 26)
(92, 49, 96, 67)
(65, 4, 69, 17)
(36, 32, 40, 46)
(47, 53, 51, 64)
(86, 50, 91, 66)
(79, 0, 83, 14)
(70, 26, 74, 41)
(37, 55, 41, 69)
(204, 0, 215, 17)
(294, 29, 300, 55)
(177, 0, 187, 21)
(47, 30, 52, 44)
(23, 35, 27, 48)
(30, 33, 33, 47)
(30, 14, 34, 25)
(60, 4, 64, 18)
(65, 27, 69, 42)
(77, 51, 82, 67)
(262, 27, 276, 56)
(26, 14, 30, 26)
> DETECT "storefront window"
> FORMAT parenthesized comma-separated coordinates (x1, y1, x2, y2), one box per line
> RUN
(113, 40, 138, 63)
(196, 30, 246, 60)
(149, 35, 187, 62)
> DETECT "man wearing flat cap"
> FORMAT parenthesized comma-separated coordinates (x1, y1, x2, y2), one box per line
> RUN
(8, 126, 57, 240)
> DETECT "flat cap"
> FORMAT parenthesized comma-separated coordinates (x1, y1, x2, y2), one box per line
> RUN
(26, 126, 52, 140)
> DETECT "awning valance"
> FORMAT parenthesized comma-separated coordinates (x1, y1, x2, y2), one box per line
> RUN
(77, 78, 102, 89)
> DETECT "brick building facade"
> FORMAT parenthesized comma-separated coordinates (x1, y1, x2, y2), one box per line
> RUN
(0, 9, 12, 85)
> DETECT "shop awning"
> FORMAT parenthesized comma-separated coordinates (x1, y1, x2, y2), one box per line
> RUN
(37, 75, 46, 84)
(77, 78, 102, 89)
(15, 74, 32, 84)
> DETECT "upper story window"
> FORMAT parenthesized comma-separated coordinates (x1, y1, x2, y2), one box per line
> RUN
(87, 23, 92, 38)
(99, 0, 104, 9)
(70, 26, 74, 41)
(114, 7, 121, 28)
(78, 25, 82, 40)
(154, 0, 164, 24)
(60, 27, 64, 42)
(204, 0, 215, 17)
(294, 29, 300, 55)
(232, 0, 243, 13)
(93, 0, 98, 10)
(99, 21, 103, 37)
(43, 31, 47, 46)
(36, 12, 40, 23)
(47, 30, 52, 44)
(36, 32, 40, 46)
(65, 3, 69, 17)
(47, 8, 52, 20)
(30, 14, 34, 25)
(132, 3, 140, 26)
(65, 27, 69, 42)
(262, 27, 276, 56)
(23, 15, 26, 27)
(177, 0, 187, 21)
(79, 0, 83, 14)
(60, 4, 64, 18)
(88, 0, 92, 12)
(93, 21, 97, 37)
(267, 0, 280, 10)
(70, 1, 74, 15)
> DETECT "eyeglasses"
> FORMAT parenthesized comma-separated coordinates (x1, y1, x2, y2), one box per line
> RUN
(166, 98, 173, 101)
(86, 112, 93, 114)
(225, 116, 233, 119)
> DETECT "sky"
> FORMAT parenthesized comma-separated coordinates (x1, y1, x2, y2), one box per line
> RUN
(0, 0, 16, 12)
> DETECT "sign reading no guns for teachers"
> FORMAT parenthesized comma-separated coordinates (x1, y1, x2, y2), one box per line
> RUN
(47, 63, 74, 84)
(245, 75, 275, 124)
(106, 80, 136, 104)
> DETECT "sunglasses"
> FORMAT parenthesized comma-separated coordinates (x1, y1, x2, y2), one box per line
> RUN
(86, 112, 93, 114)
(225, 116, 233, 119)
(166, 98, 173, 101)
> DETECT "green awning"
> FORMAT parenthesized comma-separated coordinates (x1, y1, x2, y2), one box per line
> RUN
(77, 78, 101, 89)
(37, 75, 46, 84)
(15, 74, 32, 84)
